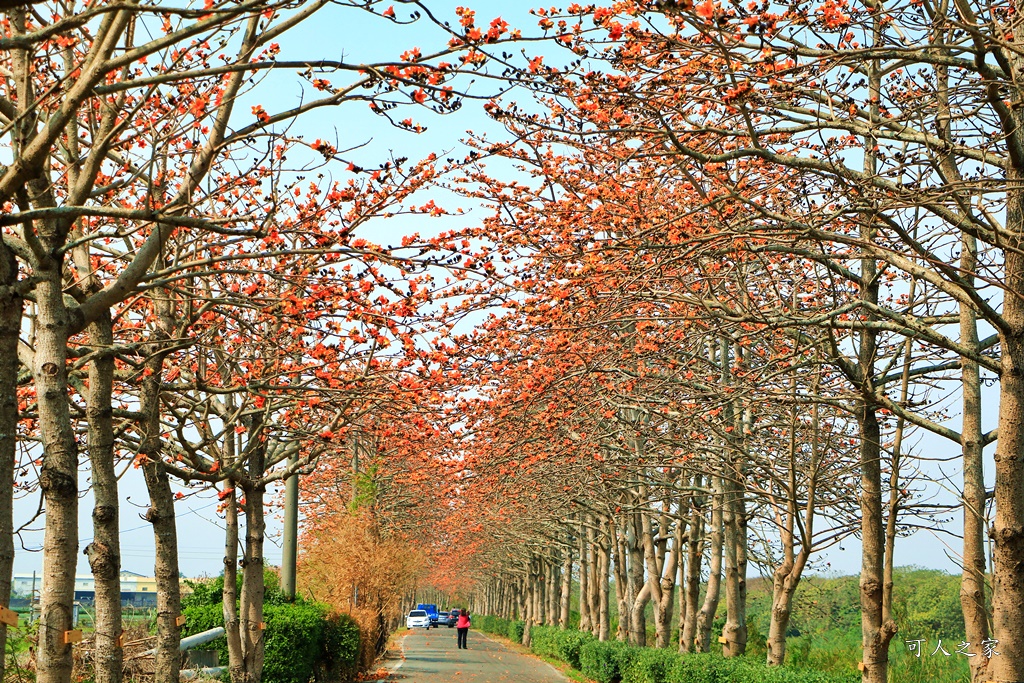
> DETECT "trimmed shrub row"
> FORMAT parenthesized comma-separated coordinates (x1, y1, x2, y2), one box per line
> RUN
(580, 638, 861, 683)
(529, 625, 592, 670)
(480, 620, 859, 683)
(183, 600, 360, 683)
(475, 614, 527, 644)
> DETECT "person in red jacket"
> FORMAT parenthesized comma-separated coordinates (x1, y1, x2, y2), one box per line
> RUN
(455, 609, 471, 649)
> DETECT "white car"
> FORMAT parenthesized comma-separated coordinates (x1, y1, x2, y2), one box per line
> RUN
(406, 609, 431, 629)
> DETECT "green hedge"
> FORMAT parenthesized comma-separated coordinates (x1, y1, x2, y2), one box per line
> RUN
(621, 647, 679, 683)
(474, 617, 856, 683)
(507, 624, 860, 683)
(580, 639, 630, 683)
(528, 625, 595, 670)
(507, 619, 527, 643)
(529, 626, 561, 659)
(475, 615, 527, 644)
(182, 599, 360, 683)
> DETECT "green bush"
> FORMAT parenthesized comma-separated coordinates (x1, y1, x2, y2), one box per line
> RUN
(182, 593, 360, 683)
(580, 639, 631, 683)
(261, 603, 329, 683)
(314, 611, 361, 683)
(552, 628, 595, 669)
(667, 653, 744, 683)
(475, 614, 513, 638)
(507, 619, 526, 643)
(527, 625, 597, 670)
(181, 603, 229, 670)
(530, 625, 561, 659)
(620, 646, 680, 683)
(665, 652, 859, 683)
(521, 623, 860, 683)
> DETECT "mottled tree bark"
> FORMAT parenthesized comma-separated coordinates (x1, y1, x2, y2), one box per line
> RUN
(612, 516, 629, 642)
(559, 540, 572, 628)
(695, 475, 724, 653)
(680, 476, 704, 654)
(578, 518, 591, 633)
(991, 160, 1024, 683)
(84, 310, 123, 683)
(767, 395, 818, 666)
(0, 237, 21, 683)
(545, 554, 558, 625)
(239, 479, 267, 683)
(32, 227, 79, 683)
(855, 18, 898, 683)
(223, 481, 244, 683)
(644, 499, 678, 649)
(627, 511, 650, 647)
(722, 456, 748, 657)
(139, 308, 182, 683)
(596, 525, 611, 642)
(589, 518, 603, 637)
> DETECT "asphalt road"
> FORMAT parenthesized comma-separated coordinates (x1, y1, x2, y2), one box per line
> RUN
(389, 627, 568, 683)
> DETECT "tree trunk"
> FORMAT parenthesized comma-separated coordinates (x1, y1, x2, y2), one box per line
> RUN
(579, 518, 591, 633)
(722, 452, 748, 657)
(597, 528, 611, 642)
(0, 237, 21, 683)
(84, 310, 123, 683)
(695, 475, 724, 653)
(855, 16, 897, 683)
(545, 555, 557, 625)
(681, 477, 704, 653)
(517, 575, 528, 624)
(612, 517, 629, 642)
(960, 214, 993, 683)
(625, 511, 648, 646)
(33, 252, 79, 683)
(560, 540, 572, 628)
(522, 559, 537, 646)
(991, 166, 1024, 682)
(140, 335, 182, 683)
(643, 500, 678, 649)
(858, 396, 897, 683)
(767, 389, 818, 666)
(653, 542, 677, 649)
(223, 481, 244, 683)
(534, 557, 546, 627)
(590, 519, 603, 637)
(240, 481, 267, 683)
(767, 549, 810, 665)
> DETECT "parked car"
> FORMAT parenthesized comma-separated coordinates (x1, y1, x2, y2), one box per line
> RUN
(406, 610, 431, 629)
(436, 611, 454, 628)
(416, 603, 439, 627)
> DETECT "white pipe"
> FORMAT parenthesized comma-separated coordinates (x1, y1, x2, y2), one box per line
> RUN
(180, 667, 227, 680)
(140, 626, 226, 656)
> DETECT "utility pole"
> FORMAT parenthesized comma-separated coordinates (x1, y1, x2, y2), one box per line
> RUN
(281, 453, 299, 601)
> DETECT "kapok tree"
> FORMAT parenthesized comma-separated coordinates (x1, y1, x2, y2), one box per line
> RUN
(489, 4, 1010, 680)
(0, 2, 527, 682)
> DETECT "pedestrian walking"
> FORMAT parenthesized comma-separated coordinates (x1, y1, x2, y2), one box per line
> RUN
(456, 609, 471, 649)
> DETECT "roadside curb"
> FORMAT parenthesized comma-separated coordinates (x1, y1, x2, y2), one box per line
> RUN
(365, 631, 407, 682)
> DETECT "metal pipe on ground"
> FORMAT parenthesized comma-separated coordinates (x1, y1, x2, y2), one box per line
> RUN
(180, 667, 228, 680)
(140, 626, 226, 656)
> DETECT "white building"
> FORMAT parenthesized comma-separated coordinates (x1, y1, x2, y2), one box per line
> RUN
(13, 570, 148, 598)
